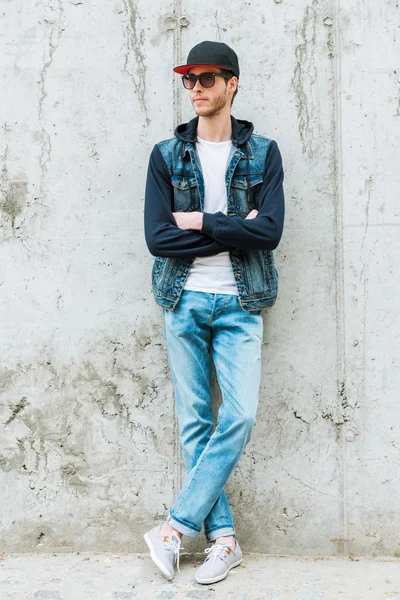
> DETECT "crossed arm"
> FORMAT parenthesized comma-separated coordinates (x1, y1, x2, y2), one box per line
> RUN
(173, 209, 259, 231)
(144, 141, 285, 258)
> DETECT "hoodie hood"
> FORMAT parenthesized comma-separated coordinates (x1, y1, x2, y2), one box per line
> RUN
(174, 115, 254, 147)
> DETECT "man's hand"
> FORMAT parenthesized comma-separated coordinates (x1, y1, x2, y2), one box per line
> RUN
(245, 209, 259, 219)
(173, 211, 203, 230)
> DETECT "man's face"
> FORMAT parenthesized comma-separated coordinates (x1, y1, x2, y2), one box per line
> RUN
(186, 66, 236, 118)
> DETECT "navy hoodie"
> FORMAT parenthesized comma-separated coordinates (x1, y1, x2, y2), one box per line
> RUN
(144, 116, 285, 258)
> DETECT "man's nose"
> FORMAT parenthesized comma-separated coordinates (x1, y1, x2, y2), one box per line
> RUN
(193, 78, 203, 92)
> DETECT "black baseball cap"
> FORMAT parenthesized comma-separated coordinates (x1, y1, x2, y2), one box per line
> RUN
(173, 41, 240, 79)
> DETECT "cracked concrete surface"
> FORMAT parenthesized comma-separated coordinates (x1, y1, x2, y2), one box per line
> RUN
(38, 2, 65, 186)
(122, 0, 150, 127)
(1, 552, 400, 600)
(0, 0, 399, 558)
(291, 0, 319, 161)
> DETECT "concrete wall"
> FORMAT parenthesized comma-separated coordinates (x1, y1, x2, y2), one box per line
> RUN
(0, 0, 399, 555)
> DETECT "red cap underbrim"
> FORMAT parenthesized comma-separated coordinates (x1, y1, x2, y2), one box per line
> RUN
(173, 63, 232, 75)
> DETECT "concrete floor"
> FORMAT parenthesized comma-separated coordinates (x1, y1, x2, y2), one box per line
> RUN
(1, 551, 399, 600)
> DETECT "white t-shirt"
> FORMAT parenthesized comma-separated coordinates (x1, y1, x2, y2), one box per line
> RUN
(183, 136, 239, 295)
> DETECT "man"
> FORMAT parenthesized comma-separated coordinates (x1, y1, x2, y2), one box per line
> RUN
(143, 41, 285, 584)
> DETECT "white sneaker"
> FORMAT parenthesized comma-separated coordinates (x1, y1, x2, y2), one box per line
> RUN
(195, 539, 242, 584)
(143, 523, 184, 580)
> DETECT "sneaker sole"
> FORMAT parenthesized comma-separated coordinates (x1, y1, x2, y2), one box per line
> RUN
(195, 557, 243, 584)
(143, 532, 174, 581)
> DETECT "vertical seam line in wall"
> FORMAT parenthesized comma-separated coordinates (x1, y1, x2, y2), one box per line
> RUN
(333, 0, 348, 556)
(172, 0, 182, 497)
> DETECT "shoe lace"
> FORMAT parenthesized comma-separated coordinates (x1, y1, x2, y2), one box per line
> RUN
(164, 535, 185, 572)
(204, 543, 230, 564)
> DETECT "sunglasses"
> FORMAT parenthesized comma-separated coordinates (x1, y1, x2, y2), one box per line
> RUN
(181, 72, 232, 90)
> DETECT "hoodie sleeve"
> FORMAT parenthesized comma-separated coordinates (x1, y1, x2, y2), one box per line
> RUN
(144, 144, 231, 258)
(201, 140, 285, 251)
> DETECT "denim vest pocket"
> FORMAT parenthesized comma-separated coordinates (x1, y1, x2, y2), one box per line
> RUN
(172, 173, 199, 211)
(152, 255, 193, 303)
(241, 248, 278, 298)
(230, 174, 263, 215)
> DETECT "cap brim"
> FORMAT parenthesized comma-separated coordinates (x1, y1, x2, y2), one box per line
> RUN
(173, 63, 232, 75)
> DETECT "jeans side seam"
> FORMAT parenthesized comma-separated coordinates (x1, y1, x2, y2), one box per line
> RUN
(172, 431, 216, 515)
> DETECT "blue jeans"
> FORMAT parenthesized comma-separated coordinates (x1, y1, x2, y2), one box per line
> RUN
(162, 290, 263, 542)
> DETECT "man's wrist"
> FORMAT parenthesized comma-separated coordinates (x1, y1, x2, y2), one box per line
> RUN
(196, 212, 203, 231)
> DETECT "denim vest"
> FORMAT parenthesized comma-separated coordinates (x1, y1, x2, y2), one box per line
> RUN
(151, 126, 279, 313)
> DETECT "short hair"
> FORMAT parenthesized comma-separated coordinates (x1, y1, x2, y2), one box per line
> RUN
(223, 70, 239, 106)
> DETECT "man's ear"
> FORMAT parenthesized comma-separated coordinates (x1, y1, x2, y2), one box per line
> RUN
(230, 77, 238, 93)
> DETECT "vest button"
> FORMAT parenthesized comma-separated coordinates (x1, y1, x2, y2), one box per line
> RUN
(177, 271, 183, 276)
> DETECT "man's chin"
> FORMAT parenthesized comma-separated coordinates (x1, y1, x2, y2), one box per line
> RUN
(193, 105, 217, 118)
(193, 104, 208, 114)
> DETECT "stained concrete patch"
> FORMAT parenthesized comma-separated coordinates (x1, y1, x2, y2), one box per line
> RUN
(0, 170, 28, 229)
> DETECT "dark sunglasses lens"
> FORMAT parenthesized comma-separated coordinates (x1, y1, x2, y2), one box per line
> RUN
(200, 74, 215, 88)
(183, 75, 196, 89)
